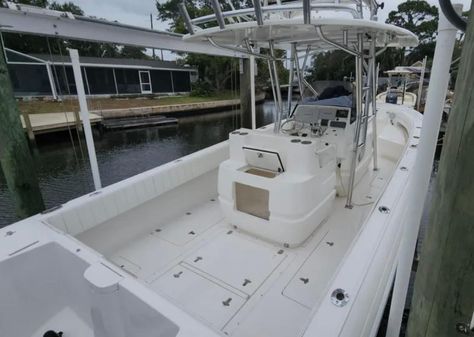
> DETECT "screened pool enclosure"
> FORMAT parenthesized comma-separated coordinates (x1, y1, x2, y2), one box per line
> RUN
(5, 48, 197, 98)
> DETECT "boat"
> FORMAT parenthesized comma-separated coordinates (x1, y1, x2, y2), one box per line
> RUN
(376, 65, 428, 109)
(1, 1, 427, 337)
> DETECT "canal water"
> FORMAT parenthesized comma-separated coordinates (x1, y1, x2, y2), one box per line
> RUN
(0, 102, 276, 227)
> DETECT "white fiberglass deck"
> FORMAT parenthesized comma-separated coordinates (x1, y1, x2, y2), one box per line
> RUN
(34, 103, 422, 337)
(77, 156, 397, 336)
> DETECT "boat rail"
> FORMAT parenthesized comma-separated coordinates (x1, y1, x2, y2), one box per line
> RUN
(190, 3, 361, 27)
(182, 0, 384, 35)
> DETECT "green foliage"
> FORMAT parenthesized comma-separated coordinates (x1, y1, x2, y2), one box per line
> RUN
(157, 0, 259, 92)
(190, 80, 214, 97)
(156, 1, 228, 90)
(308, 50, 355, 83)
(255, 49, 288, 90)
(309, 1, 442, 81)
(120, 46, 151, 60)
(156, 0, 214, 34)
(16, 0, 49, 7)
(383, 0, 438, 70)
(156, 0, 252, 34)
(387, 0, 438, 44)
(183, 53, 239, 91)
(49, 1, 83, 15)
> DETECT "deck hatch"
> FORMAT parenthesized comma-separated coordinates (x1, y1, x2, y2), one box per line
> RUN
(182, 231, 286, 296)
(151, 265, 246, 330)
(242, 147, 284, 172)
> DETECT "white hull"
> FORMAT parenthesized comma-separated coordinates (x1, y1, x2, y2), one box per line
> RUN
(376, 91, 418, 108)
(1, 103, 422, 337)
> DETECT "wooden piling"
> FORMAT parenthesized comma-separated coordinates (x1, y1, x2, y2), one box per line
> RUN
(73, 109, 83, 132)
(21, 110, 35, 141)
(240, 58, 253, 129)
(0, 39, 44, 217)
(406, 6, 474, 337)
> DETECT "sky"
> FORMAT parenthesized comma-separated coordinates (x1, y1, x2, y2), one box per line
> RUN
(56, 0, 472, 59)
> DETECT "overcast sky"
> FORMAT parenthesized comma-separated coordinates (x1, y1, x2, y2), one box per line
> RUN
(55, 0, 472, 59)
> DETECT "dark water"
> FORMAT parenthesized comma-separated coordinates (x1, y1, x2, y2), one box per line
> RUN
(0, 102, 276, 227)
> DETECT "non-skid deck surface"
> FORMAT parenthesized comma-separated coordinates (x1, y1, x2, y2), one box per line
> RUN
(109, 158, 395, 337)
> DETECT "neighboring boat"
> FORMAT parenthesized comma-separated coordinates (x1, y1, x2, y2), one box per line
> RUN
(376, 65, 428, 108)
(1, 2, 427, 337)
(376, 87, 417, 108)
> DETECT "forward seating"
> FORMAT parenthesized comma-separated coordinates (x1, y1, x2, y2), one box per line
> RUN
(45, 142, 229, 236)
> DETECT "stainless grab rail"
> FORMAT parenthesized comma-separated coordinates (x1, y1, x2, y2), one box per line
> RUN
(190, 3, 360, 25)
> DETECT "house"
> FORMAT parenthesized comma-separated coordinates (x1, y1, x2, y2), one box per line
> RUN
(4, 48, 197, 98)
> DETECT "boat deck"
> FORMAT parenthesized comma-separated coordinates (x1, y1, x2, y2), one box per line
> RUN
(95, 157, 396, 337)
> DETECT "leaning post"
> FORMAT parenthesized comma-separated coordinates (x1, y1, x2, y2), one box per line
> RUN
(406, 4, 474, 337)
(0, 38, 44, 217)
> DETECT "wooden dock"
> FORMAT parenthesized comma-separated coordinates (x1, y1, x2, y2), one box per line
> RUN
(20, 112, 102, 135)
(18, 93, 266, 138)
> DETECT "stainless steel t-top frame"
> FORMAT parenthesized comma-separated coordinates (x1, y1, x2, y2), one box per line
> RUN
(180, 1, 376, 30)
(179, 0, 383, 208)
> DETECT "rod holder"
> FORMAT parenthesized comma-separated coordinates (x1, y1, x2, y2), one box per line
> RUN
(210, 0, 226, 29)
(303, 0, 311, 24)
(178, 2, 195, 35)
(252, 0, 264, 26)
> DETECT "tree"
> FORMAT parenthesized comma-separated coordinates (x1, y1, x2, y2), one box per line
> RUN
(387, 1, 439, 44)
(156, 0, 286, 93)
(156, 0, 235, 92)
(385, 0, 438, 68)
(156, 0, 252, 34)
(180, 53, 238, 92)
(308, 1, 441, 81)
(119, 46, 151, 60)
(49, 1, 83, 15)
(2, 0, 150, 59)
(308, 50, 355, 82)
(17, 0, 48, 6)
(157, 0, 213, 34)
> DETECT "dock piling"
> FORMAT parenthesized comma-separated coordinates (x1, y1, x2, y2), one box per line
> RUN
(0, 37, 44, 217)
(21, 110, 35, 141)
(407, 4, 474, 337)
(240, 57, 253, 129)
